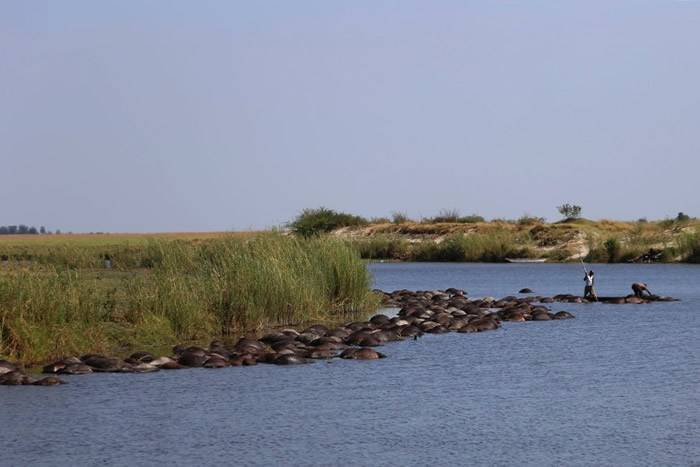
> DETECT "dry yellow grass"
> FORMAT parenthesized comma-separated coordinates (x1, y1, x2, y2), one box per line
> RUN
(0, 231, 258, 246)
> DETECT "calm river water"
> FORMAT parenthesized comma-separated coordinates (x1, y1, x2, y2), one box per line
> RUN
(2, 263, 699, 466)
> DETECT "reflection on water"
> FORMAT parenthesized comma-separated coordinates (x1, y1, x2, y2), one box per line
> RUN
(2, 263, 699, 466)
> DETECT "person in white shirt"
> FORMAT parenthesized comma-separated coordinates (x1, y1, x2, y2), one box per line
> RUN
(583, 271, 597, 301)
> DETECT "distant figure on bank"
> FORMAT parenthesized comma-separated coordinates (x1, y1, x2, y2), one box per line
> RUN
(583, 270, 597, 301)
(631, 282, 652, 298)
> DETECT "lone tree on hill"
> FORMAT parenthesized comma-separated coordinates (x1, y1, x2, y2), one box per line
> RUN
(557, 203, 582, 220)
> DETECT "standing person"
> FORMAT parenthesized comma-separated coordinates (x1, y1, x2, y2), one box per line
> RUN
(583, 270, 597, 301)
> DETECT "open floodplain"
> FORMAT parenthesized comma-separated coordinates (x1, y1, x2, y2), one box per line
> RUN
(1, 262, 698, 467)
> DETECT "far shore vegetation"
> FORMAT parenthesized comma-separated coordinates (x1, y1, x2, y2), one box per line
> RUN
(289, 207, 700, 264)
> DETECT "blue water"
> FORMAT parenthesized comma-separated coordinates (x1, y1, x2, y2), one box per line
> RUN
(2, 263, 699, 467)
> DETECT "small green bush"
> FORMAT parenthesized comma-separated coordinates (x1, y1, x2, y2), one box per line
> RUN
(422, 210, 484, 224)
(391, 212, 411, 224)
(289, 207, 368, 237)
(425, 209, 461, 223)
(517, 215, 545, 225)
(604, 238, 621, 263)
(457, 215, 485, 223)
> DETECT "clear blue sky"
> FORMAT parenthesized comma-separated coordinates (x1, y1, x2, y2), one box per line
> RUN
(2, 1, 698, 232)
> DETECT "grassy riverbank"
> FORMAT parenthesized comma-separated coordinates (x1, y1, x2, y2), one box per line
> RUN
(335, 218, 700, 263)
(0, 234, 378, 364)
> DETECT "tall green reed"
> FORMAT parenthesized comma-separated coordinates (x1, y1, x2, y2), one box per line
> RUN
(0, 234, 378, 363)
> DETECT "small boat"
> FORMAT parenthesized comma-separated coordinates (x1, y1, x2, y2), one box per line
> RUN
(505, 258, 547, 263)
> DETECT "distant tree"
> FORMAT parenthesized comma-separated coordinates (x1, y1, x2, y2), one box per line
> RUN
(676, 212, 691, 222)
(40, 226, 46, 234)
(28, 227, 38, 234)
(8, 225, 18, 234)
(55, 229, 62, 234)
(557, 204, 582, 220)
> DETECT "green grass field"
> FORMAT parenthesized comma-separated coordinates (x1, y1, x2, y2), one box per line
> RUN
(0, 233, 378, 364)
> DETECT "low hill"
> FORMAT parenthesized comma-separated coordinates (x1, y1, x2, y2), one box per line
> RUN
(331, 219, 700, 263)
